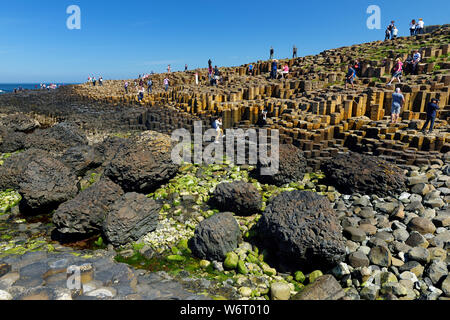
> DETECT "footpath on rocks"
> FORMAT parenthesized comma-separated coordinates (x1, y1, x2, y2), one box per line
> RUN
(0, 26, 449, 301)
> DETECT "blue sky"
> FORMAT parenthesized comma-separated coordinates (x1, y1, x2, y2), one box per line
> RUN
(0, 0, 449, 83)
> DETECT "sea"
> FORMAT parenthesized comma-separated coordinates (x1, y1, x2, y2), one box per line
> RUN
(0, 83, 78, 94)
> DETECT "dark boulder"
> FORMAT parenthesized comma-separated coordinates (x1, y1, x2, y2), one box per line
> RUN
(257, 191, 346, 272)
(208, 181, 262, 216)
(103, 192, 161, 246)
(254, 144, 307, 186)
(189, 212, 241, 261)
(24, 122, 88, 154)
(60, 145, 103, 177)
(93, 136, 128, 166)
(0, 128, 26, 153)
(0, 113, 40, 133)
(0, 149, 50, 190)
(52, 178, 124, 235)
(18, 154, 79, 213)
(104, 131, 178, 193)
(321, 152, 407, 197)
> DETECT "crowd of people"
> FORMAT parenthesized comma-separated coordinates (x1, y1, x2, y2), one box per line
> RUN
(87, 76, 103, 86)
(385, 18, 425, 40)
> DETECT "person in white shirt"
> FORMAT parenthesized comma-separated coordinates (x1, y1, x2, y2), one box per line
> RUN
(392, 27, 399, 39)
(413, 50, 421, 74)
(416, 18, 425, 35)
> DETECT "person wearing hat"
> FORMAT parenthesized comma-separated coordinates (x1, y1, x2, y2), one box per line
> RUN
(421, 98, 440, 133)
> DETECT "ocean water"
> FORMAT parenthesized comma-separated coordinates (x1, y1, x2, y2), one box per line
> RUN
(0, 83, 77, 94)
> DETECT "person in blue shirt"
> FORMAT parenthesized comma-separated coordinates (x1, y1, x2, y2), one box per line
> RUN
(271, 60, 278, 79)
(421, 98, 440, 133)
(345, 65, 356, 89)
(390, 88, 405, 124)
(248, 64, 254, 76)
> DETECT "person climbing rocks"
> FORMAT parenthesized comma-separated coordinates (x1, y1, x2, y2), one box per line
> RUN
(164, 77, 170, 91)
(388, 58, 404, 85)
(138, 86, 144, 101)
(412, 50, 421, 74)
(147, 79, 153, 94)
(345, 64, 356, 89)
(421, 98, 440, 134)
(390, 87, 405, 125)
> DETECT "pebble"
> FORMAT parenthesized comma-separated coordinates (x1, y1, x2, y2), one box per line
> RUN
(270, 282, 291, 300)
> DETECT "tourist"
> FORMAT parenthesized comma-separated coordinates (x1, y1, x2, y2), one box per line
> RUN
(124, 81, 129, 94)
(214, 66, 221, 86)
(388, 58, 404, 85)
(345, 64, 356, 89)
(195, 72, 199, 85)
(248, 63, 254, 76)
(271, 60, 278, 79)
(139, 78, 144, 87)
(388, 21, 395, 39)
(385, 28, 391, 41)
(208, 65, 213, 82)
(392, 27, 399, 39)
(410, 19, 417, 36)
(164, 77, 170, 91)
(403, 55, 414, 75)
(147, 79, 153, 94)
(416, 18, 425, 35)
(412, 50, 421, 74)
(293, 45, 298, 58)
(208, 59, 212, 68)
(93, 77, 97, 86)
(280, 64, 289, 79)
(270, 46, 274, 60)
(421, 98, 440, 134)
(185, 64, 188, 72)
(212, 116, 224, 144)
(390, 88, 405, 125)
(354, 60, 361, 77)
(138, 86, 145, 102)
(99, 77, 103, 86)
(167, 65, 171, 73)
(259, 108, 268, 127)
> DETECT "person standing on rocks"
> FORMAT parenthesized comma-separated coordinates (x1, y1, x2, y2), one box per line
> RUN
(195, 72, 199, 85)
(390, 87, 405, 125)
(345, 64, 356, 89)
(270, 46, 274, 60)
(93, 77, 97, 86)
(410, 19, 417, 36)
(248, 63, 254, 76)
(147, 78, 153, 94)
(214, 66, 221, 86)
(164, 77, 170, 92)
(421, 98, 440, 134)
(99, 76, 103, 86)
(392, 26, 399, 39)
(388, 58, 404, 86)
(124, 81, 129, 94)
(212, 116, 224, 144)
(416, 18, 425, 35)
(354, 60, 361, 77)
(388, 21, 395, 39)
(167, 65, 171, 73)
(293, 45, 298, 58)
(208, 65, 213, 82)
(270, 60, 278, 79)
(385, 27, 391, 41)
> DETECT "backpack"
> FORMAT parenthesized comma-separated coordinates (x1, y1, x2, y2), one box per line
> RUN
(211, 119, 218, 129)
